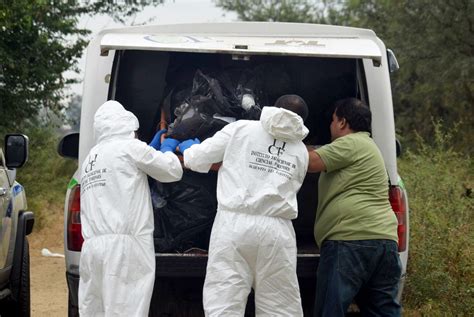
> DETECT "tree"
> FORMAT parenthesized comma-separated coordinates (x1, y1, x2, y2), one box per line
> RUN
(215, 0, 474, 153)
(0, 0, 163, 131)
(215, 0, 342, 24)
(340, 0, 474, 152)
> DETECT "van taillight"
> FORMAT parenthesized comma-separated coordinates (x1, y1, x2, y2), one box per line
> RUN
(67, 184, 84, 251)
(389, 185, 407, 252)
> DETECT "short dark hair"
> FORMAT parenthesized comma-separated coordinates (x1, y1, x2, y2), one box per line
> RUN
(334, 98, 372, 133)
(274, 94, 309, 121)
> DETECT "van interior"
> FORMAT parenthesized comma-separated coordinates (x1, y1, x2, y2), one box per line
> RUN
(108, 49, 367, 316)
(109, 49, 367, 256)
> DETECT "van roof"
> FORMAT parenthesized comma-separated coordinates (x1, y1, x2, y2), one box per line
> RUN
(99, 22, 382, 62)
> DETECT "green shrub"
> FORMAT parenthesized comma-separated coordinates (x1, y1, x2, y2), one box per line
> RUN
(14, 126, 77, 230)
(400, 123, 473, 315)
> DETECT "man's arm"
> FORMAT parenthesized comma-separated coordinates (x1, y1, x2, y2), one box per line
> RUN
(307, 146, 326, 173)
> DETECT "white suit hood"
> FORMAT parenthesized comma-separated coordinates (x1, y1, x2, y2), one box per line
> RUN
(93, 100, 139, 143)
(260, 107, 309, 142)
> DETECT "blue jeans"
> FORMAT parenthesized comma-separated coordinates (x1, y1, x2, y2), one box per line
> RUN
(314, 240, 402, 317)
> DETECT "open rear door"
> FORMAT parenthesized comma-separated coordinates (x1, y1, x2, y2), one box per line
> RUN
(100, 33, 382, 65)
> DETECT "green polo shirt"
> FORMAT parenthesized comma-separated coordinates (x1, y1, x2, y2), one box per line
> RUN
(314, 132, 398, 248)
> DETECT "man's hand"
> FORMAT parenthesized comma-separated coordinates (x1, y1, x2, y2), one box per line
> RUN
(179, 138, 200, 153)
(149, 129, 167, 150)
(160, 138, 180, 153)
(307, 146, 326, 173)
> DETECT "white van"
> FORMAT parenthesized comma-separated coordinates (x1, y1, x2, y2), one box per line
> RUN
(58, 22, 409, 316)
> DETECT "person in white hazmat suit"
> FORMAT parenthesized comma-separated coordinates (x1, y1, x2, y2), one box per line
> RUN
(79, 100, 183, 316)
(177, 94, 310, 316)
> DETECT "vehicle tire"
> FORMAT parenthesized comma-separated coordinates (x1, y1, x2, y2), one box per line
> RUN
(5, 238, 31, 317)
(68, 291, 80, 317)
(15, 238, 30, 317)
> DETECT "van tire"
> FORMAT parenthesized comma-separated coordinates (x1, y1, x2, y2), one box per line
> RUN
(68, 291, 79, 317)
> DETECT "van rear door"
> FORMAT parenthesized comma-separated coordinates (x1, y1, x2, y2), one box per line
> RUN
(100, 33, 382, 63)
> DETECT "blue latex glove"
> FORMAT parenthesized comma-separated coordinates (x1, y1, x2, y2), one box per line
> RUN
(160, 138, 180, 153)
(179, 138, 200, 153)
(149, 129, 167, 150)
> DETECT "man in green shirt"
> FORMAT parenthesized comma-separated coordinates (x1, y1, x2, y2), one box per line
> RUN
(307, 98, 401, 317)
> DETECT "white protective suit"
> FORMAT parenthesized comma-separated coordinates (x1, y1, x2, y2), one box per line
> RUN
(79, 101, 183, 317)
(184, 107, 309, 316)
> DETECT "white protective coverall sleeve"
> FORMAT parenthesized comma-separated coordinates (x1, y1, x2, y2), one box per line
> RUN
(79, 100, 182, 317)
(183, 123, 232, 173)
(184, 108, 308, 316)
(135, 146, 183, 182)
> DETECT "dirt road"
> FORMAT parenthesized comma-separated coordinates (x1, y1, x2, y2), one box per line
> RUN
(29, 211, 68, 316)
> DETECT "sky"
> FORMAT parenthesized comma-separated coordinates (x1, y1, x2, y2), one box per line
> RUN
(66, 0, 237, 96)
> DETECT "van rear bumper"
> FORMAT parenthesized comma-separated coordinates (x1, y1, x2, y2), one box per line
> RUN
(155, 253, 320, 277)
(66, 254, 319, 315)
(152, 254, 319, 315)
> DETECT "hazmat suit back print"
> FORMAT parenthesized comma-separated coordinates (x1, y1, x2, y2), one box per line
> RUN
(184, 106, 309, 316)
(79, 101, 183, 317)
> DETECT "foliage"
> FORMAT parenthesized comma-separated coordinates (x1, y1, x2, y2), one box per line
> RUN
(3, 126, 77, 230)
(216, 0, 321, 23)
(339, 0, 474, 154)
(398, 122, 473, 315)
(0, 0, 163, 131)
(215, 0, 474, 154)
